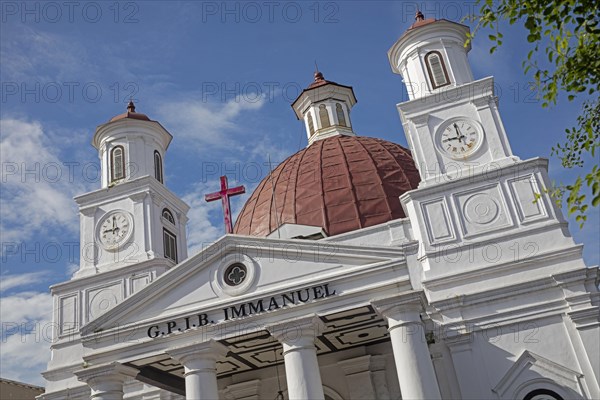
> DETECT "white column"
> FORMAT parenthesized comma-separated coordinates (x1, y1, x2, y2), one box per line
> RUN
(267, 315, 325, 400)
(75, 362, 139, 400)
(373, 292, 441, 400)
(167, 339, 229, 400)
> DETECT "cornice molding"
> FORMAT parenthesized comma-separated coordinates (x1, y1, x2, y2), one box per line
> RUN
(74, 175, 189, 214)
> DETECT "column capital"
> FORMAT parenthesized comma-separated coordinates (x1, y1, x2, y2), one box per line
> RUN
(375, 292, 442, 399)
(444, 329, 474, 352)
(167, 339, 228, 399)
(371, 290, 428, 320)
(266, 314, 325, 349)
(75, 362, 139, 385)
(75, 362, 138, 399)
(267, 314, 326, 400)
(167, 339, 229, 366)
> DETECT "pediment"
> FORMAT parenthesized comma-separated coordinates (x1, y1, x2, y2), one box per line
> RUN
(493, 350, 585, 399)
(81, 235, 406, 337)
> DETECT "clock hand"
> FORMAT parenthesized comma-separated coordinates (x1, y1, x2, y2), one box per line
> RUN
(453, 123, 464, 143)
(443, 137, 459, 142)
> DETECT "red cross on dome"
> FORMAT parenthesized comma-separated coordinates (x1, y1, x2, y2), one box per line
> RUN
(205, 176, 246, 234)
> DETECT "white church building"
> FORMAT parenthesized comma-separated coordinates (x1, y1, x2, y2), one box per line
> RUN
(39, 15, 599, 400)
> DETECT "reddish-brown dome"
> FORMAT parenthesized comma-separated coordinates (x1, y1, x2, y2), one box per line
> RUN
(233, 135, 420, 237)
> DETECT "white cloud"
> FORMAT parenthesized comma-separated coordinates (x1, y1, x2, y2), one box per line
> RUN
(0, 291, 53, 386)
(182, 182, 224, 256)
(0, 330, 50, 386)
(0, 272, 49, 293)
(156, 96, 265, 150)
(0, 26, 97, 83)
(0, 291, 52, 325)
(65, 263, 80, 277)
(0, 118, 84, 244)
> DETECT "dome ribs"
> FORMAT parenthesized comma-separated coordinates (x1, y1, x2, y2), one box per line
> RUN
(232, 136, 421, 237)
(374, 138, 415, 219)
(268, 154, 290, 234)
(353, 137, 396, 225)
(291, 144, 311, 228)
(295, 140, 326, 230)
(324, 137, 362, 235)
(317, 140, 330, 234)
(234, 176, 267, 235)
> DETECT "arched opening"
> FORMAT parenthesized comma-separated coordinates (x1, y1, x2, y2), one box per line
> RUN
(110, 145, 125, 183)
(336, 103, 347, 127)
(319, 104, 331, 129)
(154, 150, 163, 183)
(523, 389, 564, 400)
(307, 112, 315, 136)
(425, 50, 450, 89)
(162, 208, 175, 224)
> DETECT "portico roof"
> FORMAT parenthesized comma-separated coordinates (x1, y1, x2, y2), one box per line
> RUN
(75, 234, 414, 394)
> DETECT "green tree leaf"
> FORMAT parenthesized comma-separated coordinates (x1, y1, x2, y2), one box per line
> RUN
(467, 0, 600, 228)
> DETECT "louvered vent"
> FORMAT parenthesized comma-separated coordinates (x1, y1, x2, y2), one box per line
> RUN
(425, 51, 450, 89)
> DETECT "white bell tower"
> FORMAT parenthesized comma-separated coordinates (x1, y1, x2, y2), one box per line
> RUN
(388, 11, 475, 101)
(94, 101, 171, 189)
(389, 12, 517, 185)
(390, 13, 582, 280)
(43, 102, 190, 396)
(74, 101, 189, 277)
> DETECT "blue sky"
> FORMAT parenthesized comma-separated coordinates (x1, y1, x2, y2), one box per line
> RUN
(1, 0, 598, 386)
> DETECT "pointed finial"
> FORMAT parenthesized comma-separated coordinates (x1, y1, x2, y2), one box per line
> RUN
(415, 10, 425, 21)
(127, 100, 135, 113)
(314, 61, 324, 82)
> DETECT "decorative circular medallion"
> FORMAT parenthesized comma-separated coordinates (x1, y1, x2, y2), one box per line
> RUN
(463, 193, 499, 225)
(224, 263, 247, 286)
(89, 289, 119, 319)
(213, 254, 259, 297)
(435, 118, 484, 160)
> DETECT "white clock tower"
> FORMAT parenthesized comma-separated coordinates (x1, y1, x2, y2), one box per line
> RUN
(389, 13, 517, 185)
(391, 13, 587, 286)
(75, 101, 189, 277)
(42, 103, 190, 397)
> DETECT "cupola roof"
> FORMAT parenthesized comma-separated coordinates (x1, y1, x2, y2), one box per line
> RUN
(109, 100, 152, 122)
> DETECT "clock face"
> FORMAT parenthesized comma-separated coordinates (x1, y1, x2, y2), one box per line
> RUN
(97, 211, 133, 250)
(438, 119, 483, 159)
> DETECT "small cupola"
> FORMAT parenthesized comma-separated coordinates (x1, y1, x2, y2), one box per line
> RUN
(92, 101, 173, 188)
(291, 71, 358, 146)
(388, 11, 473, 100)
